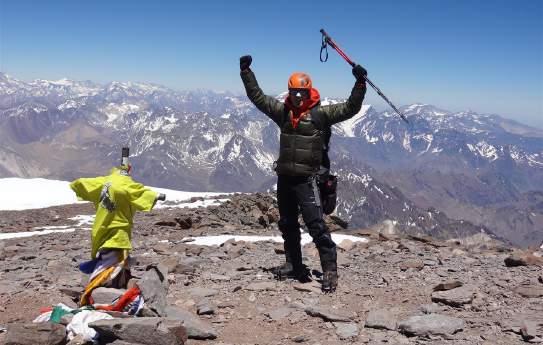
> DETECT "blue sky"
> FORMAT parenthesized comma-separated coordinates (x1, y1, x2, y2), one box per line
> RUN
(1, 0, 542, 127)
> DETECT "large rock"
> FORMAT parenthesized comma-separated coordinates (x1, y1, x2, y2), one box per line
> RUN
(175, 216, 193, 229)
(4, 323, 66, 345)
(89, 317, 186, 345)
(504, 252, 543, 267)
(91, 287, 126, 305)
(431, 285, 476, 307)
(399, 259, 424, 271)
(398, 314, 465, 337)
(365, 309, 397, 330)
(165, 306, 218, 340)
(137, 265, 169, 316)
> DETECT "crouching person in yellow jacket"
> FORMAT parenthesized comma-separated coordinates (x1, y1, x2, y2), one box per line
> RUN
(70, 163, 165, 306)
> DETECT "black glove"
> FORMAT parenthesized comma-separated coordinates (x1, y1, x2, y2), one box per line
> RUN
(240, 55, 252, 71)
(352, 64, 367, 81)
(157, 193, 166, 201)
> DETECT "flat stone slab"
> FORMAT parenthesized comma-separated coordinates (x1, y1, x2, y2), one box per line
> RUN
(398, 314, 465, 337)
(5, 323, 66, 345)
(265, 306, 294, 321)
(91, 287, 126, 305)
(304, 305, 352, 322)
(89, 317, 187, 345)
(365, 309, 397, 330)
(433, 280, 463, 291)
(333, 322, 359, 340)
(165, 306, 218, 340)
(431, 285, 476, 307)
(245, 282, 277, 291)
(399, 259, 424, 271)
(515, 285, 543, 298)
(187, 287, 219, 298)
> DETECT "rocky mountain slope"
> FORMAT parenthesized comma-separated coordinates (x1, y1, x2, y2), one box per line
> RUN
(0, 194, 542, 344)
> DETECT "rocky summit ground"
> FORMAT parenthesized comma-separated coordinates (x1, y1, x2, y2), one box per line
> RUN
(0, 193, 542, 345)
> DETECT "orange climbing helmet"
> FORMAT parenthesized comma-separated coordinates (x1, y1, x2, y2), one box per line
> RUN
(288, 72, 312, 90)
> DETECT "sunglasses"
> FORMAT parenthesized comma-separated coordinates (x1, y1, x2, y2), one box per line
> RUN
(289, 89, 310, 99)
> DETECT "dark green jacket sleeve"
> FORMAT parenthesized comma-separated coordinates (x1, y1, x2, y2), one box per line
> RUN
(240, 69, 285, 126)
(319, 83, 366, 126)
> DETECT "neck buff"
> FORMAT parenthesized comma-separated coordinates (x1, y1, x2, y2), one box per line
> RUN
(284, 88, 321, 129)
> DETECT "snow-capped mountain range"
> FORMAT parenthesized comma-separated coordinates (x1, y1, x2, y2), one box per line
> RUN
(1, 72, 541, 246)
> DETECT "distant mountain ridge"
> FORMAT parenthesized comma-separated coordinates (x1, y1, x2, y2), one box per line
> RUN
(1, 72, 541, 246)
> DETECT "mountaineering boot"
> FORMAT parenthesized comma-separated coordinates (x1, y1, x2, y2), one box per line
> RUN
(274, 238, 297, 281)
(276, 261, 311, 282)
(275, 239, 311, 282)
(315, 232, 338, 292)
(275, 260, 294, 280)
(322, 270, 338, 293)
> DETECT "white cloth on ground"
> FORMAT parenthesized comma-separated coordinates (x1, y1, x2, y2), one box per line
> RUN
(66, 310, 113, 342)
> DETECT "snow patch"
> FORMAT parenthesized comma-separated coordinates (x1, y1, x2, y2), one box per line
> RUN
(382, 132, 395, 142)
(527, 154, 543, 166)
(155, 198, 229, 209)
(334, 105, 371, 137)
(0, 178, 227, 211)
(227, 139, 242, 161)
(0, 228, 77, 240)
(58, 100, 82, 111)
(402, 134, 412, 152)
(466, 141, 499, 161)
(414, 133, 433, 154)
(103, 102, 140, 122)
(69, 215, 95, 226)
(405, 104, 428, 113)
(181, 233, 368, 246)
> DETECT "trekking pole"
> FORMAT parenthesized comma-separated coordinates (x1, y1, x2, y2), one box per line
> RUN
(320, 29, 409, 124)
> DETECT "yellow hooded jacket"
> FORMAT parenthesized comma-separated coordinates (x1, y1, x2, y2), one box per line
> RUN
(70, 168, 158, 259)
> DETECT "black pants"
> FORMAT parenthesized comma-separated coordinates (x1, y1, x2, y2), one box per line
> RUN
(277, 174, 337, 272)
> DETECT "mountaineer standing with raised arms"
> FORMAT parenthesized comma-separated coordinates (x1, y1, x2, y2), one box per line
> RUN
(239, 55, 367, 292)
